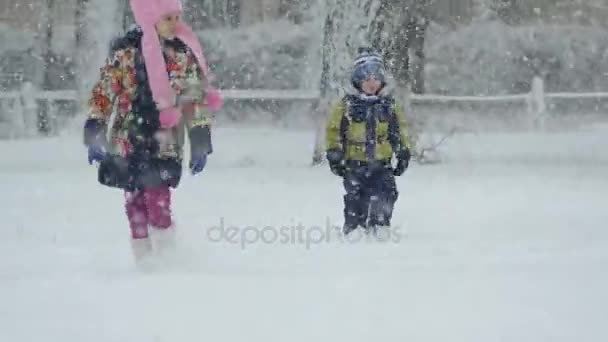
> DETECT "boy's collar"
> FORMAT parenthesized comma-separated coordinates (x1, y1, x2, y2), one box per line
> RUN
(356, 86, 388, 98)
(357, 93, 380, 101)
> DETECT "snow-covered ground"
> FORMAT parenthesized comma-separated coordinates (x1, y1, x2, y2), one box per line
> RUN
(1, 122, 607, 341)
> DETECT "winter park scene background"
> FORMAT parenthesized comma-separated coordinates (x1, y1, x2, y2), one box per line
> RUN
(1, 0, 608, 341)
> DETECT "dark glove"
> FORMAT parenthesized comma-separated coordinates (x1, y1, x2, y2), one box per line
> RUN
(190, 154, 208, 175)
(393, 148, 411, 176)
(326, 149, 345, 177)
(88, 145, 107, 165)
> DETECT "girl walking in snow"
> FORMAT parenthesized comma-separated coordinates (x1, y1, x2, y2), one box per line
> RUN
(83, 0, 223, 262)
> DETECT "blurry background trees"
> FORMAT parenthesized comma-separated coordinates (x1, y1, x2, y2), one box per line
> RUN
(1, 0, 608, 121)
(0, 0, 607, 141)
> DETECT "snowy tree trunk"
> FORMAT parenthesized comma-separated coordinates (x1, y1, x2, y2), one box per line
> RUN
(42, 0, 55, 92)
(72, 0, 120, 122)
(407, 0, 428, 94)
(320, 0, 379, 99)
(368, 0, 412, 102)
(369, 0, 405, 79)
(310, 9, 335, 165)
(472, 0, 496, 20)
(280, 0, 309, 24)
(20, 82, 38, 137)
(226, 0, 242, 27)
(369, 0, 428, 94)
(38, 0, 56, 134)
(74, 0, 88, 102)
(262, 0, 281, 21)
(311, 0, 378, 164)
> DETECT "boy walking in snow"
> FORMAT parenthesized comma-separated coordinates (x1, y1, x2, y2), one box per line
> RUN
(325, 48, 413, 235)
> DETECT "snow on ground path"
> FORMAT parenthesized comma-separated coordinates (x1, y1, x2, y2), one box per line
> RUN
(1, 124, 607, 342)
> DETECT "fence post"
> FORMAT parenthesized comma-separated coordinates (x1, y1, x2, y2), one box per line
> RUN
(20, 82, 38, 137)
(528, 76, 547, 128)
(3, 93, 23, 139)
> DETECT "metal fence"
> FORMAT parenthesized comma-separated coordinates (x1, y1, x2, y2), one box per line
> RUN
(1, 77, 607, 138)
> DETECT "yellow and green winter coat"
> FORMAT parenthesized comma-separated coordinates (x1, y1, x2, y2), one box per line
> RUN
(326, 93, 413, 162)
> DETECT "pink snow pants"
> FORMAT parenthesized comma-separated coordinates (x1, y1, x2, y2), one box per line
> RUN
(125, 186, 173, 239)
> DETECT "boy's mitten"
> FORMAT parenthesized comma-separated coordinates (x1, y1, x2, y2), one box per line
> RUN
(393, 148, 411, 176)
(326, 149, 345, 177)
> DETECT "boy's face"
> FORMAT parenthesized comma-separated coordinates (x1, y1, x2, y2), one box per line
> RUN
(156, 13, 180, 39)
(361, 77, 382, 95)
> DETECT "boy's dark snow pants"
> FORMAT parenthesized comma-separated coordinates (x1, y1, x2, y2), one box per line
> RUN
(342, 161, 398, 232)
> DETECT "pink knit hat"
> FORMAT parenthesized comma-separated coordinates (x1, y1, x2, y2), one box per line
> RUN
(130, 0, 222, 128)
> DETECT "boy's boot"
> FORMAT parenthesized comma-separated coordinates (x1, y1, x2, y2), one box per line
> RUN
(343, 194, 365, 235)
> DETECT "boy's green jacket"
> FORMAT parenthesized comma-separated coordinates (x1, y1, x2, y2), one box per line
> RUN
(325, 93, 413, 162)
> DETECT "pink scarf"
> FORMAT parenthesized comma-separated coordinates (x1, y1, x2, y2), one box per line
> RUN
(130, 0, 222, 128)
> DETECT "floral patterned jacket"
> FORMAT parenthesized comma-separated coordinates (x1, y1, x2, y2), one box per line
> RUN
(83, 28, 213, 190)
(86, 28, 213, 161)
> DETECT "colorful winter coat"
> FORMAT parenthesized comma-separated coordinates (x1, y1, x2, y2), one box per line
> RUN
(325, 92, 412, 162)
(83, 27, 213, 190)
